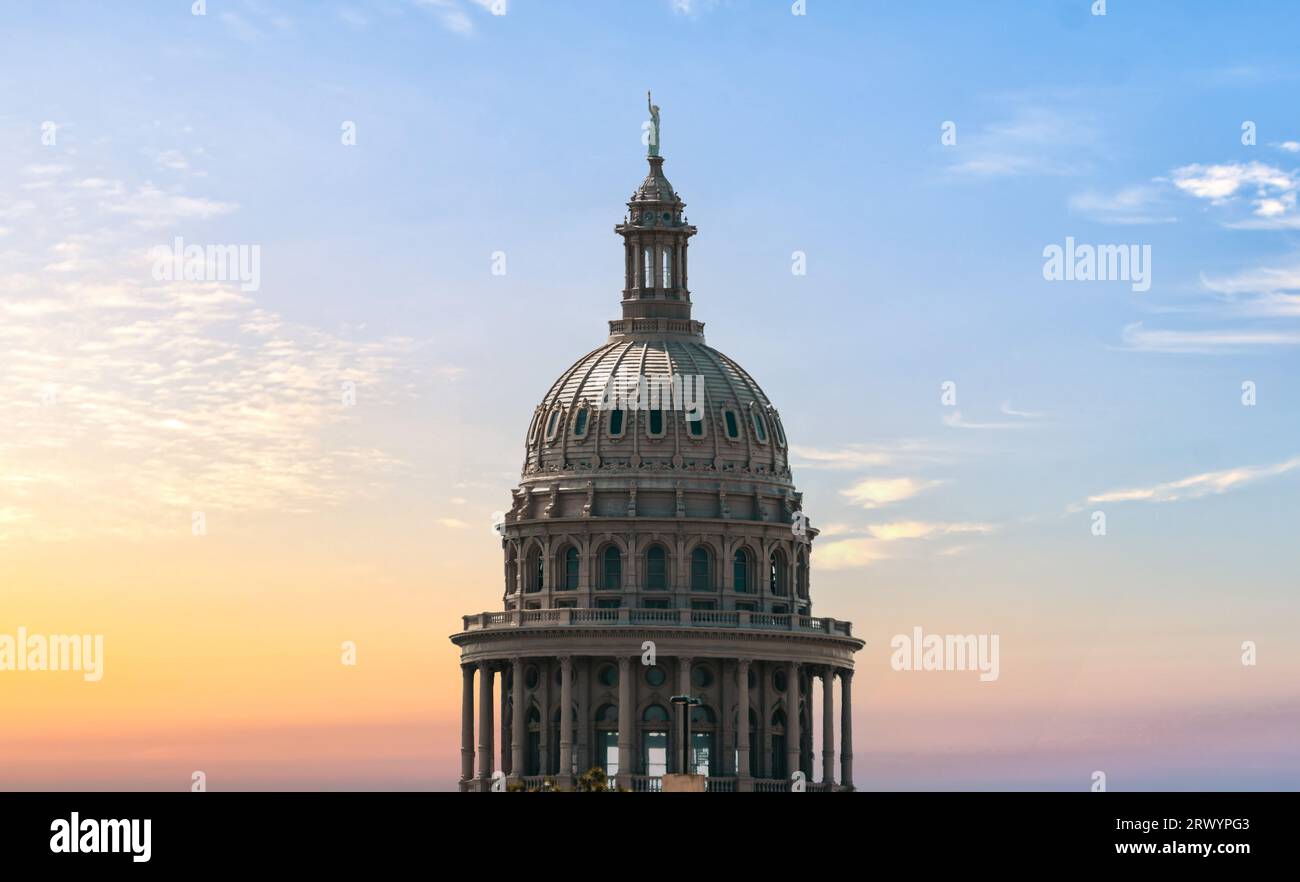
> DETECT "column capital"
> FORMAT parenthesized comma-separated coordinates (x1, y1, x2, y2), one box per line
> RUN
(559, 655, 573, 668)
(737, 657, 753, 668)
(618, 655, 632, 671)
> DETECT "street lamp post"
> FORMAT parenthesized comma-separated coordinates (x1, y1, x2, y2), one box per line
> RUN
(670, 694, 701, 776)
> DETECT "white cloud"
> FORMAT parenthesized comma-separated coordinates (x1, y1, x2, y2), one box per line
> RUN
(945, 104, 1099, 179)
(866, 520, 995, 541)
(1169, 161, 1300, 227)
(1120, 321, 1300, 353)
(1079, 456, 1300, 507)
(1068, 185, 1175, 225)
(1201, 261, 1300, 317)
(814, 538, 887, 571)
(840, 477, 942, 509)
(414, 0, 497, 33)
(790, 441, 947, 470)
(942, 409, 1031, 430)
(0, 157, 421, 543)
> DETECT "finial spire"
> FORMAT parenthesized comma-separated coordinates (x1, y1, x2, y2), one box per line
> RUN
(647, 90, 661, 157)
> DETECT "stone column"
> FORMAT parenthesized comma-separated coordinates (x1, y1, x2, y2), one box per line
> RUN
(617, 656, 633, 782)
(821, 667, 835, 786)
(840, 668, 854, 789)
(460, 664, 475, 789)
(500, 669, 510, 776)
(510, 657, 525, 781)
(786, 661, 800, 782)
(559, 656, 574, 786)
(477, 661, 495, 786)
(737, 658, 752, 787)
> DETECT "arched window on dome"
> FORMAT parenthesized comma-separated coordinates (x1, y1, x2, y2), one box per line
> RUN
(608, 408, 625, 438)
(525, 546, 544, 593)
(769, 549, 788, 597)
(733, 548, 752, 594)
(772, 411, 787, 448)
(527, 409, 542, 445)
(690, 546, 713, 592)
(721, 406, 741, 441)
(600, 545, 622, 591)
(750, 407, 768, 444)
(544, 408, 562, 443)
(647, 408, 664, 437)
(572, 405, 590, 439)
(560, 546, 579, 591)
(645, 545, 668, 591)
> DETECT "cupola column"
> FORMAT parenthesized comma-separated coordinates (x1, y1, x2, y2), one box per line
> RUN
(511, 657, 525, 782)
(559, 655, 574, 786)
(460, 664, 475, 789)
(737, 658, 752, 788)
(617, 656, 633, 780)
(786, 661, 801, 782)
(840, 668, 854, 789)
(821, 666, 835, 786)
(477, 660, 495, 786)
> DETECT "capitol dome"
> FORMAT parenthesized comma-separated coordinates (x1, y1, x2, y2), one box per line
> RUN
(452, 125, 860, 794)
(522, 336, 792, 482)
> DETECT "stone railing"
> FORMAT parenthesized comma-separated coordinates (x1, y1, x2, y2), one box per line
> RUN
(461, 608, 854, 638)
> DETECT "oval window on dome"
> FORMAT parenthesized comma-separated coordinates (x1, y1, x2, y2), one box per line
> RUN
(573, 406, 589, 439)
(750, 408, 768, 443)
(608, 408, 625, 438)
(687, 410, 705, 437)
(647, 408, 664, 437)
(722, 407, 740, 441)
(544, 408, 561, 442)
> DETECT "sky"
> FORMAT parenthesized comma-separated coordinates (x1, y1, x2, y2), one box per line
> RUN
(1, 0, 1298, 791)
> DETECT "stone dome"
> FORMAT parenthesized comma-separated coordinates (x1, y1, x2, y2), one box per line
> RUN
(522, 337, 791, 484)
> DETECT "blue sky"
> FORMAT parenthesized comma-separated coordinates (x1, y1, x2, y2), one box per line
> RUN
(3, 1, 1299, 789)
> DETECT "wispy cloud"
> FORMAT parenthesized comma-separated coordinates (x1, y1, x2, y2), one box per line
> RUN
(945, 103, 1098, 179)
(0, 156, 422, 542)
(943, 405, 1041, 430)
(1201, 261, 1300, 317)
(1120, 321, 1300, 354)
(1076, 456, 1300, 508)
(866, 520, 995, 541)
(669, 0, 721, 16)
(414, 0, 501, 33)
(840, 477, 942, 509)
(1068, 185, 1176, 225)
(815, 538, 888, 571)
(790, 440, 947, 470)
